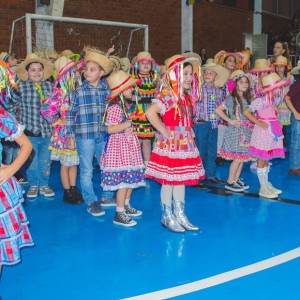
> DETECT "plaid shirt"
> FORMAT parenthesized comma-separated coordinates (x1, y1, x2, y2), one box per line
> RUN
(66, 80, 110, 139)
(9, 80, 53, 137)
(194, 83, 223, 129)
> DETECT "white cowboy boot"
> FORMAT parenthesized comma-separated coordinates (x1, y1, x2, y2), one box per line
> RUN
(161, 203, 185, 233)
(173, 200, 200, 231)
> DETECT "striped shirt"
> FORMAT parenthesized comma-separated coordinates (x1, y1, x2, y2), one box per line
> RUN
(9, 80, 53, 137)
(66, 80, 110, 139)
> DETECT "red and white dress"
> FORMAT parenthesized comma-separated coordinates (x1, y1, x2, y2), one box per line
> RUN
(0, 110, 34, 266)
(100, 104, 146, 191)
(145, 91, 205, 185)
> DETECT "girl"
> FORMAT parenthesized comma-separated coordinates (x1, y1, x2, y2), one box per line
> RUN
(145, 54, 205, 233)
(244, 73, 290, 199)
(129, 51, 160, 167)
(215, 70, 255, 192)
(0, 61, 33, 272)
(101, 70, 146, 227)
(270, 41, 292, 69)
(41, 56, 83, 205)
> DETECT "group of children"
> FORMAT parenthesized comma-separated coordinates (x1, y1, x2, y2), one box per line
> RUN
(1, 40, 300, 269)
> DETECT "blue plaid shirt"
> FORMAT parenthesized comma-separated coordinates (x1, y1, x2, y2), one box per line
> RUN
(9, 80, 53, 137)
(66, 80, 110, 139)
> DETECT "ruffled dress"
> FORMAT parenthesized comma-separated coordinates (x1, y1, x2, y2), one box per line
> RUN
(145, 91, 205, 185)
(218, 96, 255, 162)
(0, 110, 34, 266)
(129, 73, 157, 139)
(100, 104, 146, 191)
(248, 98, 285, 160)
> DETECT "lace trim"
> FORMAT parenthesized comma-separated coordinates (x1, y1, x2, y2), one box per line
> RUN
(5, 124, 25, 142)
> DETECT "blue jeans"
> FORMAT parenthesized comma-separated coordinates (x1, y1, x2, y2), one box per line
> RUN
(76, 136, 113, 205)
(290, 114, 300, 170)
(194, 122, 218, 179)
(27, 136, 52, 187)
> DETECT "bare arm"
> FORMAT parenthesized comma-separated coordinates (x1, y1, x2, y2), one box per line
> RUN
(145, 102, 170, 138)
(215, 104, 240, 126)
(107, 121, 132, 134)
(243, 108, 268, 129)
(0, 134, 32, 185)
(284, 96, 300, 120)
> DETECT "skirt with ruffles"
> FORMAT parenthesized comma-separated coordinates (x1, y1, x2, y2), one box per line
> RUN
(145, 126, 205, 185)
(0, 176, 34, 266)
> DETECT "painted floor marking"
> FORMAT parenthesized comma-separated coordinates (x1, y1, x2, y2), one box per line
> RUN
(122, 247, 300, 300)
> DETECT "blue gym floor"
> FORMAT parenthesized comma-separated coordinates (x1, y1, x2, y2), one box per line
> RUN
(1, 138, 300, 299)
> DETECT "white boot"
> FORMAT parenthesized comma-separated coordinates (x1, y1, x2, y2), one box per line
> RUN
(259, 185, 278, 199)
(161, 203, 185, 233)
(267, 182, 282, 194)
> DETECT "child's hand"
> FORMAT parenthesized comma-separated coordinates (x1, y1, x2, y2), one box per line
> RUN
(295, 111, 300, 121)
(161, 127, 171, 139)
(67, 137, 76, 150)
(0, 165, 13, 186)
(257, 120, 269, 129)
(229, 119, 240, 126)
(106, 45, 115, 56)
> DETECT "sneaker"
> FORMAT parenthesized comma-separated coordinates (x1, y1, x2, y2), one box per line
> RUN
(39, 186, 55, 197)
(27, 186, 39, 198)
(113, 211, 137, 227)
(125, 204, 142, 217)
(267, 182, 282, 195)
(70, 186, 84, 203)
(259, 185, 278, 199)
(63, 189, 83, 205)
(225, 181, 244, 192)
(87, 201, 105, 216)
(236, 178, 249, 189)
(17, 176, 29, 185)
(101, 196, 116, 207)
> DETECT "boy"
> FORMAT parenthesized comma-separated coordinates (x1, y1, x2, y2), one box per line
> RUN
(194, 63, 228, 188)
(66, 50, 113, 216)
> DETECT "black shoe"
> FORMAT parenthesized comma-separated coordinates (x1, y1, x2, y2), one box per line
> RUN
(205, 178, 225, 185)
(63, 188, 83, 205)
(215, 156, 224, 166)
(70, 186, 84, 202)
(197, 182, 208, 190)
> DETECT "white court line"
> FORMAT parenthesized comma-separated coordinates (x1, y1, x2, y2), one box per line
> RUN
(122, 247, 300, 300)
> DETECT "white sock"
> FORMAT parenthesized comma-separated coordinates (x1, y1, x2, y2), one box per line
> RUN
(263, 166, 269, 184)
(125, 199, 130, 206)
(116, 206, 124, 213)
(161, 185, 173, 206)
(257, 167, 267, 186)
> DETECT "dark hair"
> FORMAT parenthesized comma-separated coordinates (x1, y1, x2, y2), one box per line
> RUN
(231, 76, 252, 113)
(25, 61, 44, 71)
(224, 55, 236, 64)
(273, 40, 290, 62)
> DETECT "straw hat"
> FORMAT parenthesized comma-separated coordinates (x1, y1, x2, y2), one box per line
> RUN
(164, 54, 200, 74)
(61, 49, 74, 57)
(54, 56, 76, 78)
(260, 73, 288, 93)
(17, 53, 54, 81)
(291, 60, 300, 75)
(85, 50, 112, 75)
(272, 55, 289, 67)
(249, 59, 273, 73)
(120, 57, 130, 72)
(230, 69, 253, 85)
(159, 65, 167, 77)
(182, 52, 202, 66)
(202, 63, 229, 87)
(108, 55, 121, 71)
(106, 70, 138, 99)
(215, 51, 244, 70)
(205, 58, 214, 64)
(47, 50, 60, 61)
(0, 52, 14, 62)
(136, 51, 154, 63)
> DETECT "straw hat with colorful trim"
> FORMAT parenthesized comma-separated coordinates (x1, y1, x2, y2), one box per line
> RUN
(215, 51, 244, 70)
(202, 63, 229, 87)
(0, 52, 14, 63)
(249, 59, 273, 73)
(230, 69, 253, 84)
(272, 55, 289, 67)
(260, 73, 289, 94)
(17, 53, 54, 81)
(85, 50, 112, 75)
(106, 70, 139, 99)
(165, 54, 200, 74)
(61, 49, 74, 57)
(291, 60, 300, 75)
(136, 51, 155, 63)
(54, 56, 77, 78)
(182, 52, 202, 66)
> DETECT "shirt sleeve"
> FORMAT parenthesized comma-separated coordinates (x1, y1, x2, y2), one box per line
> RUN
(0, 110, 19, 139)
(105, 105, 123, 126)
(65, 88, 79, 137)
(249, 98, 263, 113)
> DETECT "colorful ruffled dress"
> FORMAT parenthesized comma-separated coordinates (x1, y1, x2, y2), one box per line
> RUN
(100, 104, 146, 191)
(41, 87, 79, 166)
(0, 110, 33, 266)
(129, 73, 157, 139)
(219, 96, 255, 162)
(248, 98, 285, 160)
(145, 90, 205, 185)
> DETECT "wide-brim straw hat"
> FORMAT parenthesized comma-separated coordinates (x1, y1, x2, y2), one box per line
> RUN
(291, 60, 300, 75)
(164, 54, 200, 74)
(136, 51, 155, 63)
(120, 57, 130, 72)
(215, 52, 244, 70)
(260, 73, 289, 93)
(108, 55, 121, 70)
(106, 70, 138, 99)
(272, 55, 289, 67)
(230, 69, 253, 86)
(249, 59, 273, 73)
(182, 52, 202, 66)
(61, 49, 74, 57)
(202, 63, 229, 87)
(54, 56, 76, 78)
(85, 50, 112, 75)
(17, 53, 54, 81)
(0, 52, 14, 62)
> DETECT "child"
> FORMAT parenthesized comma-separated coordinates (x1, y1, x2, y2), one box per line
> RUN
(66, 50, 113, 216)
(9, 53, 55, 199)
(145, 54, 205, 233)
(129, 51, 159, 167)
(101, 70, 146, 227)
(0, 62, 33, 271)
(215, 70, 255, 192)
(194, 62, 228, 188)
(244, 73, 290, 198)
(41, 56, 83, 205)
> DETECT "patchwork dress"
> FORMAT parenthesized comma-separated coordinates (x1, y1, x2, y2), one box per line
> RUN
(218, 96, 255, 162)
(0, 110, 33, 266)
(100, 104, 146, 191)
(248, 97, 285, 160)
(145, 91, 205, 185)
